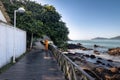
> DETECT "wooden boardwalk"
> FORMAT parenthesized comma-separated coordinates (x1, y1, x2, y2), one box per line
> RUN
(0, 50, 65, 80)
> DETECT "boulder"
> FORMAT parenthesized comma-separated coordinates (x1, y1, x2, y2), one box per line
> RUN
(94, 44, 100, 48)
(67, 43, 93, 50)
(90, 55, 96, 59)
(95, 67, 105, 73)
(108, 47, 120, 56)
(109, 67, 119, 73)
(105, 74, 120, 80)
(67, 44, 82, 49)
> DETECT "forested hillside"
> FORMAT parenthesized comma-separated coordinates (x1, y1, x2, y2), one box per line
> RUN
(1, 0, 69, 48)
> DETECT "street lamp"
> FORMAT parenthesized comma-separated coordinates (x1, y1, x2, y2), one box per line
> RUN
(13, 7, 25, 63)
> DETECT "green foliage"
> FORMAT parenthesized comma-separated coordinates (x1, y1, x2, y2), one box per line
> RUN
(1, 0, 69, 47)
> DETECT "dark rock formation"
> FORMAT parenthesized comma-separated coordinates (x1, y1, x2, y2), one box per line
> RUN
(90, 55, 96, 59)
(96, 60, 102, 64)
(67, 44, 82, 49)
(94, 44, 100, 48)
(98, 57, 102, 60)
(107, 59, 113, 62)
(67, 43, 93, 50)
(95, 67, 105, 73)
(84, 54, 90, 57)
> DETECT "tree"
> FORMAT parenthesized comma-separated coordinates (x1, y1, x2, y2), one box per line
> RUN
(1, 0, 69, 48)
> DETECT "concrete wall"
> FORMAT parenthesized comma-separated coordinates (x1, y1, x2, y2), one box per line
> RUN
(0, 22, 26, 68)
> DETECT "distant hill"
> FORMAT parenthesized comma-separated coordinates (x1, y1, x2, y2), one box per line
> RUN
(110, 36, 120, 40)
(92, 36, 120, 40)
(92, 37, 108, 40)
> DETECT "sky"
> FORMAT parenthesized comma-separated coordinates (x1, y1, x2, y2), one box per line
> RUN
(32, 0, 120, 40)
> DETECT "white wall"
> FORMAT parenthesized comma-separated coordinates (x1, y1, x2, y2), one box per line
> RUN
(0, 22, 26, 68)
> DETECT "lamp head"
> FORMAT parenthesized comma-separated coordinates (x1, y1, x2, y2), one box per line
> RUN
(17, 7, 25, 13)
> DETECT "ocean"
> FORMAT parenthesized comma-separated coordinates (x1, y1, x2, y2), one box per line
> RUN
(68, 40, 120, 64)
(68, 40, 120, 49)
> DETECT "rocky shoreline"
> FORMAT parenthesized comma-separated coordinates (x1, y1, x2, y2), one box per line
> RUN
(64, 43, 120, 80)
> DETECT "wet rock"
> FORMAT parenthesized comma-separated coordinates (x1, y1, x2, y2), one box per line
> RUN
(118, 67, 120, 71)
(67, 43, 82, 49)
(98, 57, 102, 60)
(94, 44, 100, 48)
(107, 59, 113, 62)
(101, 63, 105, 65)
(81, 47, 93, 50)
(94, 50, 100, 55)
(105, 74, 120, 80)
(106, 63, 112, 67)
(84, 54, 90, 57)
(67, 43, 93, 50)
(112, 74, 120, 80)
(96, 60, 102, 64)
(77, 43, 82, 46)
(90, 55, 96, 59)
(105, 74, 113, 80)
(108, 47, 120, 56)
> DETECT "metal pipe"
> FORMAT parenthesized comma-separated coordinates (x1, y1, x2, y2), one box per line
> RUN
(13, 10, 17, 63)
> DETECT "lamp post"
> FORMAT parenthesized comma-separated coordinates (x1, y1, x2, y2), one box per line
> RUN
(13, 7, 25, 63)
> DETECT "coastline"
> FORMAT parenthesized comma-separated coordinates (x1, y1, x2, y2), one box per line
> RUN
(61, 42, 120, 79)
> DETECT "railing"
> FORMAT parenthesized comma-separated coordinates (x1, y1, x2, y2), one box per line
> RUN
(49, 45, 96, 80)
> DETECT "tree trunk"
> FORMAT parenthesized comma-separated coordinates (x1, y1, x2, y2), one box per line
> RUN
(30, 33, 33, 50)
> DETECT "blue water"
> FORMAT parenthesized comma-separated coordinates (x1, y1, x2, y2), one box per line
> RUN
(68, 40, 120, 63)
(68, 40, 120, 49)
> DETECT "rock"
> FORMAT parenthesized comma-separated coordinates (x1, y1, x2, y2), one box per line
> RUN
(81, 47, 93, 50)
(95, 67, 105, 73)
(112, 74, 120, 80)
(67, 43, 93, 50)
(107, 59, 113, 62)
(106, 63, 112, 67)
(67, 43, 83, 49)
(77, 43, 81, 46)
(98, 57, 102, 60)
(109, 67, 119, 73)
(84, 54, 90, 57)
(101, 63, 105, 65)
(105, 74, 113, 80)
(94, 44, 100, 48)
(105, 74, 120, 80)
(94, 50, 100, 55)
(90, 55, 96, 59)
(108, 47, 120, 56)
(96, 60, 102, 64)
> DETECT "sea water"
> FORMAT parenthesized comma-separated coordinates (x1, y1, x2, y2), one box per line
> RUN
(68, 40, 120, 48)
(68, 40, 120, 63)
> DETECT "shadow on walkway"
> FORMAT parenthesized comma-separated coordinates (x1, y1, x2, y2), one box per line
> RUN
(0, 50, 65, 80)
